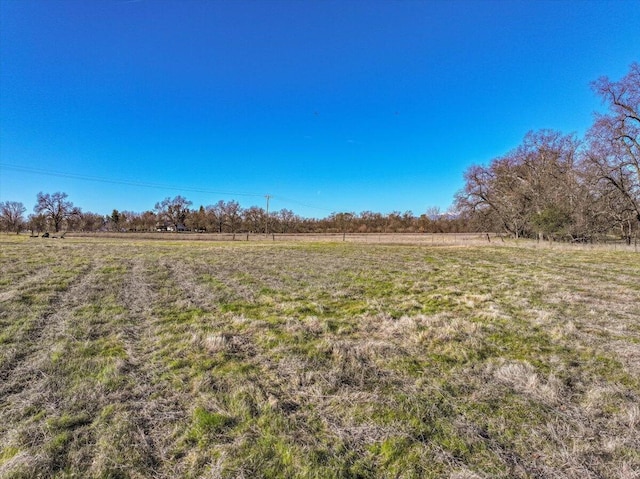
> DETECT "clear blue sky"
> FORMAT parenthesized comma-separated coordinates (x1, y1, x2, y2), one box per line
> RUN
(1, 0, 639, 218)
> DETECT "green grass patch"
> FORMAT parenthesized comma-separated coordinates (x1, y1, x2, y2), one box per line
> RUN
(1, 236, 639, 478)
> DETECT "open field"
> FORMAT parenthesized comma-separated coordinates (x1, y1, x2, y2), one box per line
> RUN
(1, 235, 639, 478)
(65, 231, 639, 251)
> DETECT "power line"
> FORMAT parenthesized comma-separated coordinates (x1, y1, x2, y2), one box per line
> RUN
(0, 162, 334, 212)
(1, 163, 263, 198)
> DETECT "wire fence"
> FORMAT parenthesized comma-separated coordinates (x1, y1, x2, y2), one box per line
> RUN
(56, 231, 639, 251)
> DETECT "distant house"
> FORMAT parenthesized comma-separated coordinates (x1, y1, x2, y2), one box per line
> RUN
(156, 222, 187, 232)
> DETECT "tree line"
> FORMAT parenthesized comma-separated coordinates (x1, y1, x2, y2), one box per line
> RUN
(0, 192, 463, 236)
(2, 64, 638, 241)
(456, 63, 639, 243)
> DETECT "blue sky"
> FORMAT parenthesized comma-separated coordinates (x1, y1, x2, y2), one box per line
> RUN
(1, 0, 639, 218)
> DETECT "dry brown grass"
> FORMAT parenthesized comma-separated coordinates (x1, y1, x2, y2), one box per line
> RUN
(1, 235, 639, 478)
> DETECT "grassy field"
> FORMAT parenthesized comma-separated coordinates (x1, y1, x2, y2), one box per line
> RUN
(1, 235, 639, 479)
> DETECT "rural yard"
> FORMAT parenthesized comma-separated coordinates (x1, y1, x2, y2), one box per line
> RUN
(0, 235, 639, 478)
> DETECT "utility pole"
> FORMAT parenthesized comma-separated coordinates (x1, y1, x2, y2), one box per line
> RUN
(265, 194, 271, 235)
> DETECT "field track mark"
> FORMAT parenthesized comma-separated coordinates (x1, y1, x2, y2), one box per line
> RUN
(0, 259, 105, 476)
(164, 256, 261, 308)
(0, 266, 54, 304)
(112, 257, 189, 477)
(116, 258, 164, 463)
(1, 256, 182, 478)
(0, 260, 95, 395)
(163, 258, 220, 310)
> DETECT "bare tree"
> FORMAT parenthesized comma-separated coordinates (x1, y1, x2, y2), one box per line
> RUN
(330, 212, 354, 234)
(27, 213, 48, 236)
(78, 212, 105, 232)
(358, 211, 385, 233)
(0, 201, 26, 234)
(585, 63, 640, 226)
(243, 206, 266, 233)
(456, 161, 528, 238)
(186, 206, 207, 232)
(65, 207, 83, 231)
(456, 130, 584, 240)
(154, 196, 192, 232)
(34, 192, 75, 232)
(276, 208, 298, 233)
(140, 211, 157, 232)
(120, 211, 141, 232)
(206, 201, 226, 233)
(222, 200, 243, 234)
